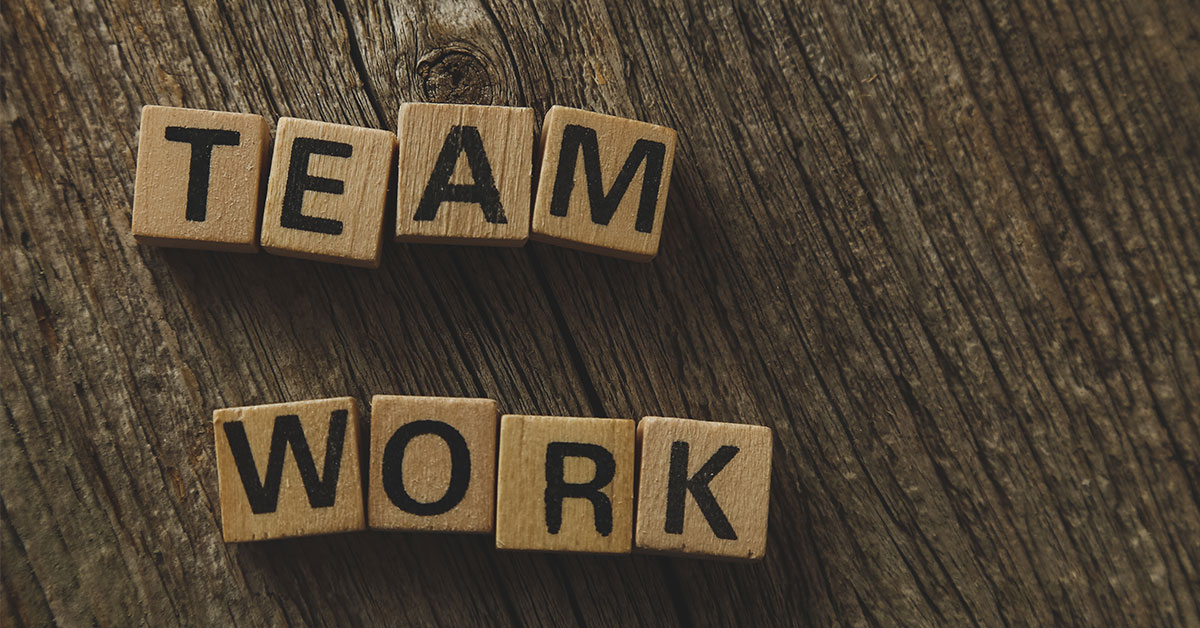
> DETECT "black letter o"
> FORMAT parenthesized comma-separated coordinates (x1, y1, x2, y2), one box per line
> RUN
(382, 420, 471, 516)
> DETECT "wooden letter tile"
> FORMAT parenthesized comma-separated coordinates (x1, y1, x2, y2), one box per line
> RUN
(132, 106, 270, 252)
(213, 397, 366, 542)
(531, 106, 677, 261)
(495, 415, 635, 553)
(368, 395, 498, 533)
(635, 416, 772, 560)
(395, 103, 534, 246)
(260, 118, 395, 268)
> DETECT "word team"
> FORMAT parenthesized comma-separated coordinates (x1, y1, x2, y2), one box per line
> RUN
(132, 103, 678, 264)
(213, 396, 773, 561)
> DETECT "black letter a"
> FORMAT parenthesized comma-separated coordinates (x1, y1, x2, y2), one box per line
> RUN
(223, 410, 348, 514)
(413, 125, 507, 224)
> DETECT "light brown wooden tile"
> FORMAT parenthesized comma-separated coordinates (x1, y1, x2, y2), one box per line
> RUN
(635, 416, 772, 560)
(495, 414, 635, 553)
(260, 118, 395, 268)
(367, 395, 498, 533)
(131, 106, 271, 252)
(213, 397, 366, 542)
(395, 103, 534, 246)
(530, 106, 677, 261)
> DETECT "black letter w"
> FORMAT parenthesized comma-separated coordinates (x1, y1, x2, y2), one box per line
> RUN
(223, 411, 348, 514)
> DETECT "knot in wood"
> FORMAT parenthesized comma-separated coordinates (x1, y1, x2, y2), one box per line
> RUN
(416, 48, 495, 105)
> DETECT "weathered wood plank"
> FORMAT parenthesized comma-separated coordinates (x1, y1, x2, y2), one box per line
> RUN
(2, 0, 1198, 626)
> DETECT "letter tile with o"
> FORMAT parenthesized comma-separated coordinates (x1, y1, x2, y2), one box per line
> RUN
(368, 395, 498, 533)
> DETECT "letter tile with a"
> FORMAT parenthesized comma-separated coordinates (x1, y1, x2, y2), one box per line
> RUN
(395, 103, 534, 246)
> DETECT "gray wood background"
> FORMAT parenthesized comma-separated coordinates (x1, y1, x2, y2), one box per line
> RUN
(3, 0, 1198, 625)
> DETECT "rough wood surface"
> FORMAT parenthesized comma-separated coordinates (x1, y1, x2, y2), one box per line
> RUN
(2, 0, 1198, 625)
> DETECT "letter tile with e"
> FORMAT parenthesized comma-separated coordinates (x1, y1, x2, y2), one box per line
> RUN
(260, 118, 395, 268)
(495, 415, 635, 553)
(635, 416, 773, 561)
(368, 395, 499, 533)
(213, 397, 366, 542)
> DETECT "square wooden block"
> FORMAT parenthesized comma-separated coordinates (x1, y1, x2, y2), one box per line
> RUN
(635, 416, 772, 560)
(395, 103, 534, 246)
(260, 118, 395, 268)
(531, 106, 677, 261)
(213, 397, 366, 542)
(131, 106, 270, 252)
(495, 415, 635, 554)
(367, 395, 498, 533)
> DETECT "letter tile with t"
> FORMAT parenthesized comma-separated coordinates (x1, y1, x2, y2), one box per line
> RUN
(368, 395, 499, 533)
(131, 106, 271, 252)
(395, 103, 534, 246)
(495, 415, 635, 553)
(531, 106, 677, 261)
(635, 416, 773, 560)
(260, 118, 395, 268)
(213, 397, 366, 542)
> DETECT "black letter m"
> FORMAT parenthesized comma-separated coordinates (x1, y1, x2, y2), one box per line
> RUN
(549, 124, 665, 233)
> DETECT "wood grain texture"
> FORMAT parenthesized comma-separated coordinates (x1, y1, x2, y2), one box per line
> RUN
(1, 0, 1198, 625)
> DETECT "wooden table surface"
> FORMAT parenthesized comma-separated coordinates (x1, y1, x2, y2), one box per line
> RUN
(3, 1, 1198, 625)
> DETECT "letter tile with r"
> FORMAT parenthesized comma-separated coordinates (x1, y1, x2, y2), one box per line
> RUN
(495, 415, 635, 553)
